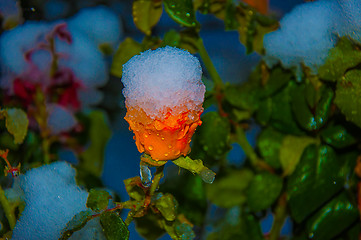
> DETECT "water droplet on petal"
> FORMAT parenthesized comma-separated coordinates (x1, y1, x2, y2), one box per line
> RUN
(168, 145, 172, 149)
(164, 153, 169, 157)
(161, 137, 165, 141)
(148, 145, 154, 151)
(144, 134, 148, 138)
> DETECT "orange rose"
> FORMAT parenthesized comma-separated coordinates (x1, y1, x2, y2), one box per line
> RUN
(125, 107, 202, 161)
(121, 47, 205, 161)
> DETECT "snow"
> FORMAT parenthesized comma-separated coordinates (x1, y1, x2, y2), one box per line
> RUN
(122, 46, 205, 120)
(263, 0, 361, 73)
(47, 104, 77, 135)
(11, 161, 89, 240)
(0, 21, 51, 74)
(67, 5, 122, 48)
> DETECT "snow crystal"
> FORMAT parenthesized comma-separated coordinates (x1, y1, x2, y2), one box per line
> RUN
(47, 104, 77, 134)
(263, 0, 361, 73)
(11, 161, 89, 240)
(122, 46, 205, 119)
(67, 5, 122, 47)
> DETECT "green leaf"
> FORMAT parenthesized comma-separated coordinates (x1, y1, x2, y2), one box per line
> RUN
(306, 192, 359, 240)
(132, 0, 163, 35)
(100, 212, 129, 240)
(320, 125, 357, 149)
(124, 177, 145, 201)
(2, 108, 29, 144)
(287, 145, 344, 223)
(314, 86, 334, 127)
(335, 70, 361, 128)
(154, 193, 178, 221)
(111, 38, 142, 78)
(80, 111, 111, 177)
(197, 111, 231, 158)
(261, 67, 293, 97)
(292, 84, 333, 131)
(318, 37, 361, 81)
(279, 135, 318, 176)
(162, 29, 181, 47)
(172, 156, 216, 184)
(86, 189, 110, 212)
(163, 0, 198, 27)
(60, 209, 93, 240)
(224, 84, 260, 111)
(246, 172, 282, 212)
(339, 151, 358, 190)
(206, 169, 254, 208)
(269, 81, 304, 135)
(255, 98, 272, 125)
(257, 127, 284, 169)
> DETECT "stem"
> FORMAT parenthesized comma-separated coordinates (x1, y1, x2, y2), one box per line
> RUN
(124, 165, 165, 226)
(0, 186, 16, 230)
(235, 126, 273, 172)
(196, 37, 224, 90)
(269, 193, 287, 240)
(42, 138, 51, 164)
(149, 165, 164, 197)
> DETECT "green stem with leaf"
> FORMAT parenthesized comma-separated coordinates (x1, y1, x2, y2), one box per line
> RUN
(125, 164, 165, 225)
(0, 186, 16, 230)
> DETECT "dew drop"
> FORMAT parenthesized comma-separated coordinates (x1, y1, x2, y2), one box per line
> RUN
(168, 145, 172, 149)
(156, 133, 159, 136)
(144, 134, 148, 138)
(161, 137, 165, 141)
(148, 145, 154, 151)
(164, 153, 169, 157)
(171, 4, 175, 8)
(186, 13, 190, 17)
